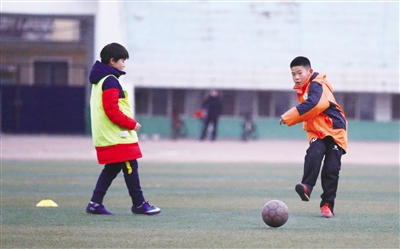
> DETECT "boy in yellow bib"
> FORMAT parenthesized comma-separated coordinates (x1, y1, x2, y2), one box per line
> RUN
(86, 43, 160, 215)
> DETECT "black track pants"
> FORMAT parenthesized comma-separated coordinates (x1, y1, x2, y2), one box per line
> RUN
(200, 117, 218, 140)
(91, 160, 145, 206)
(301, 137, 343, 211)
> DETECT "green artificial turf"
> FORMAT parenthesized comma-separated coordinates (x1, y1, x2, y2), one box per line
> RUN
(1, 160, 399, 248)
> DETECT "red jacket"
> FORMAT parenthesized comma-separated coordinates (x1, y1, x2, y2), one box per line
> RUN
(89, 61, 142, 164)
(281, 72, 348, 153)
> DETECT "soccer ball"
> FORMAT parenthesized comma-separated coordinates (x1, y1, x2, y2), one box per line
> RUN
(261, 200, 289, 228)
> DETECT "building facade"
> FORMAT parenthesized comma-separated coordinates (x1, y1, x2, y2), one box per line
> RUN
(123, 2, 399, 122)
(1, 1, 399, 137)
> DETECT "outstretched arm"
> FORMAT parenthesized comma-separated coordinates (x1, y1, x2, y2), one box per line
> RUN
(281, 82, 330, 126)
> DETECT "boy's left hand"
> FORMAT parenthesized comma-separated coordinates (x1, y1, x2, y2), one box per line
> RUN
(134, 122, 141, 131)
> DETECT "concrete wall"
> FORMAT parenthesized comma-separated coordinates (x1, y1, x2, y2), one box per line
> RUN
(123, 2, 399, 92)
(3, 1, 398, 93)
(2, 1, 97, 15)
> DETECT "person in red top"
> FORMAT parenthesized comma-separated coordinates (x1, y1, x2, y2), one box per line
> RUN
(85, 43, 160, 216)
(280, 56, 348, 218)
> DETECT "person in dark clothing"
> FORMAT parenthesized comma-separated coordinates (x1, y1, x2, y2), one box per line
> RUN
(200, 90, 222, 141)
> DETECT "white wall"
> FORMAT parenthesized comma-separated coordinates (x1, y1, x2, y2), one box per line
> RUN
(94, 2, 127, 59)
(122, 1, 399, 93)
(2, 1, 398, 94)
(1, 1, 97, 15)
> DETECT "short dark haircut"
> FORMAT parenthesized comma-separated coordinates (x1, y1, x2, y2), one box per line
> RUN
(100, 43, 129, 64)
(290, 56, 311, 69)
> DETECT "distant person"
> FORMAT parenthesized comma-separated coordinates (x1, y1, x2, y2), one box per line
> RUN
(86, 42, 160, 215)
(280, 56, 347, 218)
(170, 109, 186, 140)
(241, 113, 257, 141)
(200, 90, 222, 141)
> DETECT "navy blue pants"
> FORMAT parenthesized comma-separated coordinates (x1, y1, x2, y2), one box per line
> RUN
(302, 136, 343, 212)
(90, 160, 145, 207)
(200, 117, 219, 141)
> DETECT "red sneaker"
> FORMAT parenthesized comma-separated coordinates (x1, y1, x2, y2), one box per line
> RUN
(320, 204, 333, 218)
(295, 183, 310, 201)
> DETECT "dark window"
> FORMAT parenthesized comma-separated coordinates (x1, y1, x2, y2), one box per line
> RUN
(221, 90, 235, 115)
(392, 94, 400, 120)
(258, 91, 271, 117)
(237, 91, 254, 116)
(1, 15, 53, 41)
(152, 89, 168, 115)
(343, 93, 357, 119)
(172, 89, 185, 114)
(135, 88, 150, 114)
(359, 93, 374, 120)
(1, 15, 81, 42)
(274, 91, 291, 117)
(34, 61, 68, 86)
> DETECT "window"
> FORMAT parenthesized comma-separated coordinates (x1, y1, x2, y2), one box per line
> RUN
(34, 61, 68, 86)
(343, 93, 357, 119)
(152, 89, 168, 115)
(359, 93, 374, 120)
(1, 15, 80, 42)
(133, 89, 400, 122)
(185, 90, 202, 116)
(258, 91, 271, 117)
(237, 91, 255, 116)
(171, 89, 186, 114)
(273, 91, 291, 117)
(135, 88, 150, 115)
(52, 19, 80, 42)
(221, 90, 236, 115)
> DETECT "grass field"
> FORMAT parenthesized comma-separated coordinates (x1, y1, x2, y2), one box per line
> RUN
(2, 157, 399, 248)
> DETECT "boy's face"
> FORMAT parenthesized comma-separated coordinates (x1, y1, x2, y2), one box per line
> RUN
(291, 65, 313, 87)
(110, 58, 126, 71)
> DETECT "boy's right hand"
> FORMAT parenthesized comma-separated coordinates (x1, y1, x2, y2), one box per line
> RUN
(134, 122, 141, 132)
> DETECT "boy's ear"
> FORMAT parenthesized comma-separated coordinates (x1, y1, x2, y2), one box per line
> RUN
(109, 58, 116, 65)
(309, 68, 314, 74)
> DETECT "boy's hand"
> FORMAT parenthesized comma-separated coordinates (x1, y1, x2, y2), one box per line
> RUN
(279, 119, 286, 125)
(134, 122, 141, 131)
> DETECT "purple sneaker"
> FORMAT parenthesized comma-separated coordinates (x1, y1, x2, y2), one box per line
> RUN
(86, 202, 113, 215)
(132, 201, 161, 215)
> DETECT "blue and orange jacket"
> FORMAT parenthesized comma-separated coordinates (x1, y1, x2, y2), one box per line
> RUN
(89, 61, 142, 164)
(281, 72, 348, 153)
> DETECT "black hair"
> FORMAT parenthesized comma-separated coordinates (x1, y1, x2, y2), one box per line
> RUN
(290, 56, 311, 69)
(100, 43, 129, 64)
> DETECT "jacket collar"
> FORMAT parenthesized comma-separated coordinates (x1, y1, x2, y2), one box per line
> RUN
(89, 60, 126, 84)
